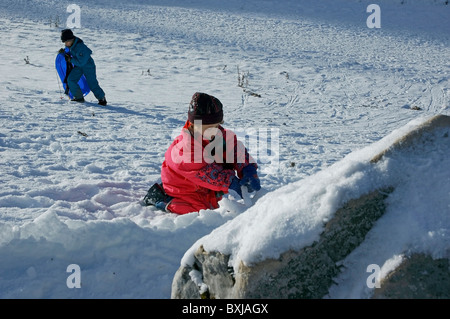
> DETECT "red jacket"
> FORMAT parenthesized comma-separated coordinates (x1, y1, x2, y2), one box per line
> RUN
(161, 121, 256, 214)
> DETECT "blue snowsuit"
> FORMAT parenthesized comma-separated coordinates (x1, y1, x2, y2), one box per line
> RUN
(67, 37, 105, 100)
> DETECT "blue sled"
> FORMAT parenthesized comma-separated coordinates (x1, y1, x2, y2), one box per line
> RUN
(55, 52, 90, 99)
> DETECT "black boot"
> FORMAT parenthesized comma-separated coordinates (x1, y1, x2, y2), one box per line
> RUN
(142, 183, 173, 210)
(71, 97, 85, 103)
(98, 97, 107, 106)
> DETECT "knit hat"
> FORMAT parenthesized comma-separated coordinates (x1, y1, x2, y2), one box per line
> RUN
(188, 92, 224, 125)
(61, 29, 75, 42)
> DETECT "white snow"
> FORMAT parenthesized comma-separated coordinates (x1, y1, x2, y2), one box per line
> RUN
(0, 0, 449, 299)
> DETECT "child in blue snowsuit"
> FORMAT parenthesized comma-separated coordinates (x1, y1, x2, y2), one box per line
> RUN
(60, 29, 107, 105)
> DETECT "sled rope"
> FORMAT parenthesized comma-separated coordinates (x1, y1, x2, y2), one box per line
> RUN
(55, 68, 64, 99)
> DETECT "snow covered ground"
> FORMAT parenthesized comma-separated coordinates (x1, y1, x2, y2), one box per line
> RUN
(0, 0, 448, 299)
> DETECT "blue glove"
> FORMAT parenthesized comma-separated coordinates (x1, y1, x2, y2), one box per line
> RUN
(228, 176, 243, 199)
(240, 165, 261, 192)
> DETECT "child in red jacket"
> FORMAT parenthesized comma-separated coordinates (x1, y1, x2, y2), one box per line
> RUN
(143, 92, 261, 215)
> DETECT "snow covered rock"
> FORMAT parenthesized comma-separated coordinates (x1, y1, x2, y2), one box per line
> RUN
(172, 188, 393, 299)
(171, 115, 450, 299)
(372, 253, 450, 299)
